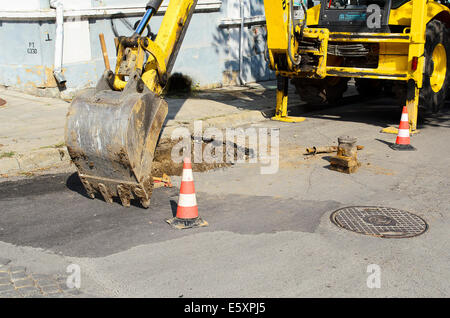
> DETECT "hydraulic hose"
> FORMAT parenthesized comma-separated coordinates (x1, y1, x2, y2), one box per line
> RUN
(287, 0, 307, 67)
(300, 1, 308, 40)
(287, 0, 301, 66)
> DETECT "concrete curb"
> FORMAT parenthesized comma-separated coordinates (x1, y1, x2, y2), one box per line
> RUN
(0, 108, 272, 176)
(161, 108, 272, 138)
(0, 148, 70, 176)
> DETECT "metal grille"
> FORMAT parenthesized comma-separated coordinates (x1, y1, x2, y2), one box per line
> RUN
(330, 206, 428, 238)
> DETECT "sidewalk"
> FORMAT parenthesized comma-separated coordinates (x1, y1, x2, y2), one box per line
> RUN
(0, 89, 70, 177)
(0, 81, 301, 177)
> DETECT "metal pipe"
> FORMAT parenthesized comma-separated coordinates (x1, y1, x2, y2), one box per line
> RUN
(50, 0, 66, 85)
(133, 0, 163, 37)
(0, 2, 218, 20)
(239, 0, 245, 85)
(134, 8, 153, 36)
(99, 33, 111, 70)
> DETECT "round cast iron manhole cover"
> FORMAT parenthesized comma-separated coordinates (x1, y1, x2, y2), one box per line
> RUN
(330, 206, 428, 238)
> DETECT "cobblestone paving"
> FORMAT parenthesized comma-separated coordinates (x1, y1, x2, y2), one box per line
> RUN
(0, 257, 93, 298)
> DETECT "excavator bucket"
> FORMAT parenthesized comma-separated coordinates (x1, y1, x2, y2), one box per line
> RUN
(65, 0, 199, 208)
(65, 72, 168, 208)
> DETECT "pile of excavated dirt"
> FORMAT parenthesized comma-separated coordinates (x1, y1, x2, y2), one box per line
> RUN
(151, 137, 252, 177)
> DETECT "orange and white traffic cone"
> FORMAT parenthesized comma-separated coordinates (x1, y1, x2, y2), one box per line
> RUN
(166, 157, 208, 229)
(390, 106, 416, 151)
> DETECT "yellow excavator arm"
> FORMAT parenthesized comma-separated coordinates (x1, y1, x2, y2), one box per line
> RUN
(112, 0, 198, 94)
(65, 0, 197, 208)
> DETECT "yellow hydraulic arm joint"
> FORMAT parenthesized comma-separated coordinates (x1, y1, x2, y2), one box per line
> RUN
(112, 0, 198, 94)
(141, 0, 198, 94)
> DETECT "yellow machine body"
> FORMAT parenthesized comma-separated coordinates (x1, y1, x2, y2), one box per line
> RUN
(263, 0, 450, 130)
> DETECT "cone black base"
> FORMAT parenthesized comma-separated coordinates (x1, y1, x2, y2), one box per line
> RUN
(166, 217, 208, 229)
(390, 143, 416, 151)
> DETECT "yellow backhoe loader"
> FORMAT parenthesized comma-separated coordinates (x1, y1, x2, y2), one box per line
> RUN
(65, 0, 450, 207)
(266, 0, 450, 133)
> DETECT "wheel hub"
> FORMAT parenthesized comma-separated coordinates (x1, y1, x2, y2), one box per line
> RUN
(430, 43, 447, 93)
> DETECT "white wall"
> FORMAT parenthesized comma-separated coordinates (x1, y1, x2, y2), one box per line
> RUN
(61, 0, 91, 9)
(1, 0, 222, 11)
(0, 0, 91, 10)
(1, 0, 41, 10)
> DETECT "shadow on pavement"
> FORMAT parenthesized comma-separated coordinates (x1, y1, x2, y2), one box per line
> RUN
(288, 94, 450, 131)
(66, 172, 88, 198)
(375, 138, 395, 147)
(0, 172, 341, 258)
(170, 200, 178, 217)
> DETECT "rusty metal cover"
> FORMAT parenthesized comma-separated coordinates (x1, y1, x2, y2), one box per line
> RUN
(0, 98, 6, 106)
(330, 206, 428, 238)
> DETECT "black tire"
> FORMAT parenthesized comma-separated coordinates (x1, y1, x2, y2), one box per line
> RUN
(421, 20, 450, 112)
(292, 77, 349, 105)
(394, 20, 450, 113)
(355, 78, 383, 97)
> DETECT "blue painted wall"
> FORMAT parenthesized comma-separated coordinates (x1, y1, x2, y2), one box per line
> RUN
(0, 0, 275, 98)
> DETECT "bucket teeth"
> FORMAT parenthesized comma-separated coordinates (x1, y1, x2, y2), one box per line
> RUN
(134, 185, 150, 208)
(117, 184, 133, 207)
(79, 176, 95, 199)
(98, 183, 113, 204)
(77, 176, 155, 208)
(140, 198, 151, 209)
(133, 177, 154, 209)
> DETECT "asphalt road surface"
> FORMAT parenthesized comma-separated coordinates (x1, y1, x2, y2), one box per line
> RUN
(1, 94, 449, 297)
